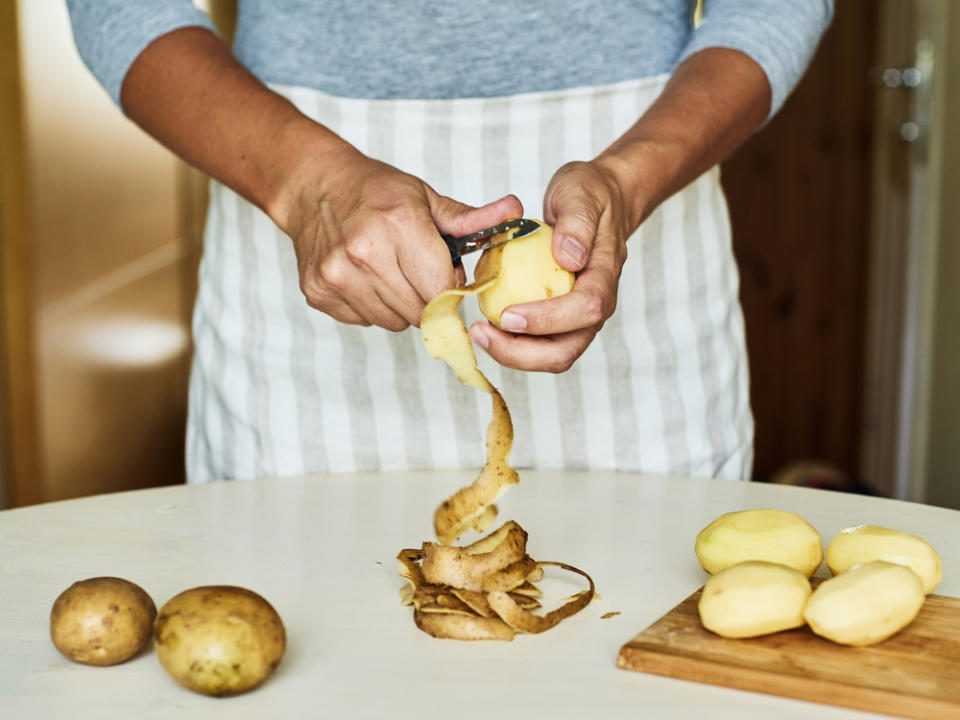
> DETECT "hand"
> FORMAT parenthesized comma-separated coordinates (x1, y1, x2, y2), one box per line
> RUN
(468, 158, 636, 372)
(281, 144, 523, 331)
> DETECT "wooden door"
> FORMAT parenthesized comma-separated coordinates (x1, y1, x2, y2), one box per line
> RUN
(721, 0, 878, 486)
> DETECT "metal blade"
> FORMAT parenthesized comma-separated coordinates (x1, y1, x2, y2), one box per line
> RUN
(457, 218, 541, 256)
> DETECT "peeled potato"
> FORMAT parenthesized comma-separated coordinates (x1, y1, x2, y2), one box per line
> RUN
(50, 576, 156, 666)
(826, 525, 942, 594)
(803, 560, 924, 646)
(475, 221, 575, 328)
(695, 509, 823, 577)
(698, 561, 811, 638)
(154, 586, 286, 696)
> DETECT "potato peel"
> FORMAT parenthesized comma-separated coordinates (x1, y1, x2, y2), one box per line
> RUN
(396, 531, 594, 641)
(421, 521, 527, 588)
(432, 388, 518, 545)
(487, 562, 596, 634)
(421, 276, 519, 545)
(414, 609, 515, 642)
(399, 222, 594, 641)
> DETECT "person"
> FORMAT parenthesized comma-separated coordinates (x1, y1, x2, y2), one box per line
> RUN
(66, 1, 833, 483)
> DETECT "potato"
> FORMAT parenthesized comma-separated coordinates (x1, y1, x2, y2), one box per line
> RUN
(50, 576, 156, 665)
(695, 509, 823, 577)
(475, 221, 575, 328)
(153, 586, 285, 696)
(803, 560, 924, 646)
(698, 561, 812, 638)
(826, 525, 942, 594)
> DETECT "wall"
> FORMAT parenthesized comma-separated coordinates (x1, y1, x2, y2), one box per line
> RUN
(14, 0, 198, 502)
(722, 1, 876, 485)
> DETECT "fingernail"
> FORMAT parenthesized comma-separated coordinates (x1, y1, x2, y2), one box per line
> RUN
(560, 236, 587, 267)
(499, 311, 527, 332)
(469, 324, 490, 349)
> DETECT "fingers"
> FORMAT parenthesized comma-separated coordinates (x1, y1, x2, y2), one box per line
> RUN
(468, 321, 598, 374)
(498, 268, 616, 336)
(302, 255, 411, 330)
(392, 202, 459, 307)
(431, 192, 524, 238)
(544, 164, 604, 272)
(396, 191, 524, 309)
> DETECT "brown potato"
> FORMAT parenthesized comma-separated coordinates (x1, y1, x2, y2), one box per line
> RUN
(50, 576, 156, 665)
(154, 586, 286, 696)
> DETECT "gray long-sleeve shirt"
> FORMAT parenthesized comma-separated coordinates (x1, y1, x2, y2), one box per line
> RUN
(66, 1, 833, 120)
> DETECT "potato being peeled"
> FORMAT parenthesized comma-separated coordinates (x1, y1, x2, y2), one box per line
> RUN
(475, 221, 574, 328)
(695, 509, 823, 577)
(826, 525, 942, 594)
(50, 576, 156, 666)
(154, 586, 286, 696)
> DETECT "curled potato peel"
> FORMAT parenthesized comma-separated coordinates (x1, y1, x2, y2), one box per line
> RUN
(400, 221, 592, 641)
(397, 535, 594, 641)
(421, 521, 527, 588)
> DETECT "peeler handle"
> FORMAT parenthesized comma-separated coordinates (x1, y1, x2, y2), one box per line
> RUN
(442, 234, 462, 268)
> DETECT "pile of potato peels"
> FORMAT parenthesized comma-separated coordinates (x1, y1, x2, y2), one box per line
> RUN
(397, 221, 595, 641)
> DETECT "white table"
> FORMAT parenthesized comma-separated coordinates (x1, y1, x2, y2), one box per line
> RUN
(2, 471, 957, 718)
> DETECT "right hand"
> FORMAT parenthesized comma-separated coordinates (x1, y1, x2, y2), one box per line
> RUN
(278, 144, 523, 331)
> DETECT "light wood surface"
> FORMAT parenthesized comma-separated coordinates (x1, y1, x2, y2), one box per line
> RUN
(618, 580, 960, 719)
(1, 471, 957, 719)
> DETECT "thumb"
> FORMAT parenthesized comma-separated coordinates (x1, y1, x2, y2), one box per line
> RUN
(544, 178, 600, 272)
(429, 193, 524, 238)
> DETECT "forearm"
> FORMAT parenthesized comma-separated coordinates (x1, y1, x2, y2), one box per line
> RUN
(120, 27, 349, 229)
(597, 48, 770, 230)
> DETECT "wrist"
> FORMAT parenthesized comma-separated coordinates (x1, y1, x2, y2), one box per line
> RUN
(594, 140, 670, 231)
(263, 116, 360, 237)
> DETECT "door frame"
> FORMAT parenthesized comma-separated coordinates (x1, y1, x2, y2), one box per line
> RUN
(860, 0, 949, 501)
(0, 0, 43, 508)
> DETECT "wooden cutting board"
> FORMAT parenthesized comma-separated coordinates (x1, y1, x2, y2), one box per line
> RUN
(617, 581, 960, 719)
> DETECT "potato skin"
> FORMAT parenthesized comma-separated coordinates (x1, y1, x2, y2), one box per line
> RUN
(154, 586, 286, 696)
(50, 577, 156, 666)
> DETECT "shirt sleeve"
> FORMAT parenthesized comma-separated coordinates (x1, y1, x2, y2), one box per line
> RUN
(675, 0, 834, 120)
(65, 0, 218, 108)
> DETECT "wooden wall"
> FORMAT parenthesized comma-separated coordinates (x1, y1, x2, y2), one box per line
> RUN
(722, 1, 878, 484)
(2, 2, 199, 506)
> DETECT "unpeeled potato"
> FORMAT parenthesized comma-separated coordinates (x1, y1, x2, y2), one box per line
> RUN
(153, 586, 286, 696)
(50, 576, 156, 666)
(475, 221, 574, 328)
(695, 509, 823, 577)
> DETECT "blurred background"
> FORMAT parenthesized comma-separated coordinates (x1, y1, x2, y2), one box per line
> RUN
(0, 1, 957, 510)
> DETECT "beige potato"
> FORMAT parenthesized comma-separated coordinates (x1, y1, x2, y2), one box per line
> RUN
(154, 586, 286, 696)
(698, 561, 812, 638)
(475, 221, 575, 328)
(50, 576, 156, 666)
(695, 509, 823, 577)
(803, 560, 924, 646)
(826, 525, 942, 594)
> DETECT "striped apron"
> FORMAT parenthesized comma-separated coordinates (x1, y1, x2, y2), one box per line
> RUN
(186, 76, 754, 483)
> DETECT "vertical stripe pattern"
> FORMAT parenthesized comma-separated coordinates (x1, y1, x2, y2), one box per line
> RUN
(184, 76, 753, 483)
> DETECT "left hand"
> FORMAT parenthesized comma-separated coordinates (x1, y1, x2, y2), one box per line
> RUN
(468, 157, 636, 373)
